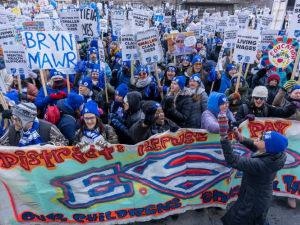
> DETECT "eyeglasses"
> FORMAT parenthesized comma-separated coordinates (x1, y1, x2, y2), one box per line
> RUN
(254, 97, 266, 101)
(260, 132, 265, 141)
(83, 117, 96, 122)
(194, 62, 202, 67)
(176, 40, 184, 43)
(11, 116, 21, 123)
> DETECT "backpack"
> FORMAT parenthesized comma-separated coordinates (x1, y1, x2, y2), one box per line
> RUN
(43, 105, 60, 124)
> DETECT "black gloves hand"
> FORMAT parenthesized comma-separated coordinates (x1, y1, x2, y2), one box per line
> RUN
(19, 93, 27, 100)
(164, 96, 174, 108)
(129, 84, 136, 91)
(170, 126, 179, 132)
(287, 102, 299, 110)
(143, 107, 159, 126)
(104, 102, 111, 111)
(149, 84, 155, 92)
(112, 69, 119, 78)
(2, 109, 12, 119)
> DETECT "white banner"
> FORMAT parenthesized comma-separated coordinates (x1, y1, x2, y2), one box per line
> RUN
(121, 28, 139, 61)
(99, 19, 108, 33)
(22, 31, 78, 69)
(259, 30, 278, 51)
(202, 22, 215, 38)
(257, 14, 274, 31)
(228, 15, 238, 27)
(60, 11, 83, 41)
(217, 17, 228, 32)
(176, 11, 185, 24)
(224, 26, 239, 49)
(237, 12, 249, 29)
(134, 28, 164, 66)
(287, 0, 300, 39)
(132, 9, 148, 30)
(2, 45, 29, 76)
(0, 25, 16, 46)
(163, 16, 172, 28)
(111, 14, 124, 36)
(190, 26, 201, 39)
(233, 29, 260, 63)
(77, 8, 99, 37)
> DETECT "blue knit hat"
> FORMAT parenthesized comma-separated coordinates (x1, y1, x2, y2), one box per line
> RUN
(204, 60, 216, 71)
(50, 69, 64, 79)
(153, 102, 162, 109)
(216, 38, 223, 44)
(12, 73, 25, 80)
(122, 61, 131, 68)
(90, 64, 100, 73)
(167, 66, 176, 72)
(231, 76, 245, 86)
(116, 52, 122, 58)
(218, 94, 228, 106)
(82, 100, 100, 117)
(207, 92, 228, 113)
(190, 74, 201, 85)
(90, 39, 98, 48)
(115, 83, 129, 97)
(162, 28, 165, 33)
(65, 93, 84, 110)
(264, 131, 288, 154)
(287, 84, 300, 94)
(227, 64, 237, 72)
(88, 47, 98, 55)
(137, 66, 149, 76)
(192, 55, 203, 65)
(4, 90, 18, 106)
(79, 77, 93, 90)
(181, 55, 191, 63)
(172, 76, 186, 90)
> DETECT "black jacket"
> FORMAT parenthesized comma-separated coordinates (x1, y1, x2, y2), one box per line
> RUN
(203, 71, 221, 95)
(220, 137, 286, 225)
(208, 47, 227, 63)
(233, 101, 295, 127)
(266, 85, 281, 105)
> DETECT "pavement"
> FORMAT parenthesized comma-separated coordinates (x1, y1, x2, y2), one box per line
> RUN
(129, 196, 300, 225)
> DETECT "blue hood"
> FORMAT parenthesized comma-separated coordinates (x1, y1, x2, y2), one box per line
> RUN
(57, 99, 75, 116)
(207, 92, 225, 113)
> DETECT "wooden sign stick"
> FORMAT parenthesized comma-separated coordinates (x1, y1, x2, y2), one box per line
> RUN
(233, 63, 243, 104)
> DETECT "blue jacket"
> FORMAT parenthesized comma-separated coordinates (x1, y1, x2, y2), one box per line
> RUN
(56, 99, 79, 145)
(219, 73, 231, 93)
(85, 61, 112, 81)
(113, 62, 122, 71)
(117, 70, 131, 88)
(34, 84, 76, 110)
(62, 74, 75, 84)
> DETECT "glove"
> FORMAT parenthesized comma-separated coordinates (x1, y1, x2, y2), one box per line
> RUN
(170, 126, 179, 132)
(143, 107, 159, 126)
(94, 140, 109, 151)
(59, 91, 67, 98)
(218, 111, 229, 140)
(164, 96, 174, 108)
(157, 85, 163, 93)
(257, 65, 270, 77)
(108, 113, 125, 123)
(230, 93, 240, 100)
(233, 127, 243, 143)
(129, 84, 136, 91)
(28, 72, 37, 79)
(2, 109, 12, 119)
(287, 102, 299, 110)
(283, 80, 297, 91)
(292, 101, 300, 108)
(76, 141, 90, 153)
(111, 119, 126, 130)
(112, 69, 119, 78)
(49, 93, 64, 100)
(149, 84, 155, 92)
(241, 114, 255, 122)
(19, 93, 27, 100)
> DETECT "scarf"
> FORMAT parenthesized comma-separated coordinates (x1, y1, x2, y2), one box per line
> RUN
(80, 91, 93, 103)
(18, 118, 45, 147)
(150, 122, 166, 135)
(136, 76, 152, 88)
(195, 47, 202, 53)
(52, 79, 66, 90)
(145, 81, 158, 98)
(82, 127, 105, 144)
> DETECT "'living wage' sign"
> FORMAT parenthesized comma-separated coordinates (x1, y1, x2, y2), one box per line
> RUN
(22, 31, 78, 69)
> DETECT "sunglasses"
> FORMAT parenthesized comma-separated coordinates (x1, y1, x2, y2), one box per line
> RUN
(254, 97, 266, 101)
(138, 72, 147, 76)
(259, 132, 265, 141)
(176, 40, 184, 43)
(194, 62, 202, 67)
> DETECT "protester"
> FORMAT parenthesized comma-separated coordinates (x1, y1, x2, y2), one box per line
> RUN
(201, 92, 235, 133)
(109, 83, 128, 119)
(0, 102, 68, 146)
(186, 56, 204, 83)
(219, 64, 237, 93)
(161, 63, 178, 92)
(116, 61, 132, 88)
(217, 112, 287, 225)
(266, 73, 281, 105)
(0, 91, 18, 136)
(208, 38, 226, 63)
(178, 56, 191, 77)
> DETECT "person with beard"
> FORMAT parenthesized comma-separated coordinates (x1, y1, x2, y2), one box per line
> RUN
(273, 81, 300, 208)
(8, 73, 39, 103)
(208, 38, 227, 63)
(219, 64, 237, 93)
(129, 101, 179, 144)
(56, 93, 84, 145)
(233, 86, 298, 127)
(186, 56, 205, 84)
(35, 69, 76, 113)
(160, 63, 177, 94)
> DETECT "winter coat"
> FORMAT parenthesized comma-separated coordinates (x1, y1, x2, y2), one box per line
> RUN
(202, 71, 221, 95)
(218, 72, 232, 93)
(8, 82, 39, 103)
(208, 47, 227, 63)
(272, 88, 300, 121)
(117, 70, 131, 89)
(266, 85, 281, 105)
(185, 87, 208, 128)
(35, 84, 76, 109)
(56, 99, 79, 145)
(129, 118, 178, 144)
(233, 101, 296, 127)
(220, 137, 286, 225)
(225, 74, 252, 113)
(161, 88, 192, 128)
(0, 68, 13, 89)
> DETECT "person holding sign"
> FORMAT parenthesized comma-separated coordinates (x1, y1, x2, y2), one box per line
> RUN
(219, 64, 237, 93)
(208, 38, 227, 63)
(35, 70, 76, 113)
(8, 74, 39, 103)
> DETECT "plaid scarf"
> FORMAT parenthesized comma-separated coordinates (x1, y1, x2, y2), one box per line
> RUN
(150, 123, 166, 135)
(18, 118, 45, 147)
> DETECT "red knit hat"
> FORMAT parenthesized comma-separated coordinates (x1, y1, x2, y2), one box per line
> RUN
(267, 73, 280, 84)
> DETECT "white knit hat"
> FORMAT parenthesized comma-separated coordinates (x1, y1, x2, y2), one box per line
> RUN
(252, 86, 268, 99)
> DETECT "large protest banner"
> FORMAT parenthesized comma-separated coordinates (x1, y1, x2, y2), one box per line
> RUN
(1, 118, 300, 225)
(233, 29, 260, 63)
(22, 31, 78, 69)
(121, 28, 139, 61)
(60, 11, 83, 41)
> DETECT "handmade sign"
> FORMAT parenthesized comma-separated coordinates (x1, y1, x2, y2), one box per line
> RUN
(13, 25, 23, 44)
(6, 13, 16, 24)
(33, 14, 52, 31)
(0, 25, 16, 46)
(262, 37, 299, 72)
(132, 9, 148, 30)
(184, 36, 196, 47)
(233, 29, 260, 63)
(60, 11, 83, 41)
(134, 28, 164, 66)
(217, 17, 228, 32)
(121, 28, 139, 61)
(2, 45, 29, 76)
(258, 30, 278, 52)
(224, 27, 239, 49)
(98, 39, 105, 62)
(237, 12, 249, 29)
(0, 14, 8, 24)
(111, 14, 124, 36)
(1, 118, 300, 225)
(287, 0, 300, 39)
(154, 14, 164, 23)
(99, 19, 108, 33)
(22, 21, 45, 31)
(167, 32, 195, 55)
(78, 8, 98, 37)
(22, 31, 78, 69)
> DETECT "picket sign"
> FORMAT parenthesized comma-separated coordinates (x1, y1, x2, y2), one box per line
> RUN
(17, 73, 23, 97)
(291, 51, 300, 80)
(153, 64, 163, 99)
(39, 69, 49, 106)
(130, 60, 134, 85)
(230, 48, 232, 63)
(0, 92, 12, 125)
(66, 74, 70, 94)
(244, 63, 250, 79)
(233, 63, 243, 104)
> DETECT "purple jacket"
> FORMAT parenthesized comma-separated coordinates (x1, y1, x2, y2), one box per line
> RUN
(201, 110, 235, 134)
